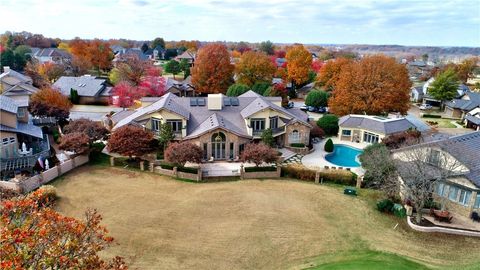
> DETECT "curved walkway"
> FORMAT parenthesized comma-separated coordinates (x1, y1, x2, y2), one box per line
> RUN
(301, 137, 367, 175)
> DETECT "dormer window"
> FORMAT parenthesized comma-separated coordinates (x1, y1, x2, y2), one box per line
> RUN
(17, 108, 26, 118)
(427, 149, 440, 166)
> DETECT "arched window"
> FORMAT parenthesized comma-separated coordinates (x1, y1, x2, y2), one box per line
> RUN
(211, 132, 226, 159)
(289, 130, 300, 143)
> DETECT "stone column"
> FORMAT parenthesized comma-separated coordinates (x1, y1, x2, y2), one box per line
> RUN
(240, 164, 244, 180)
(110, 157, 115, 167)
(140, 161, 145, 171)
(315, 171, 320, 184)
(149, 161, 154, 172)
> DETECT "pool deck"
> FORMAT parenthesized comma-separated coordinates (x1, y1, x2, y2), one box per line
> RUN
(302, 137, 367, 176)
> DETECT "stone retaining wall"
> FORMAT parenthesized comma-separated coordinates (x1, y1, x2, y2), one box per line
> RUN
(407, 216, 480, 237)
(242, 167, 281, 179)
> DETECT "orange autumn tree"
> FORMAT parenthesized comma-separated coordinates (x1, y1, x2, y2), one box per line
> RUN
(70, 38, 113, 74)
(286, 44, 312, 88)
(329, 55, 411, 116)
(0, 189, 127, 269)
(317, 57, 353, 91)
(191, 43, 234, 94)
(235, 51, 277, 86)
(28, 86, 72, 121)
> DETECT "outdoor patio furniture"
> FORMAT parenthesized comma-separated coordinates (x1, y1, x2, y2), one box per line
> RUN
(471, 212, 480, 222)
(208, 156, 214, 163)
(432, 209, 452, 223)
(233, 156, 240, 162)
(324, 166, 329, 169)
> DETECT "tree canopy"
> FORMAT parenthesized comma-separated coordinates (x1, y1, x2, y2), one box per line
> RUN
(258, 40, 275, 55)
(240, 143, 278, 167)
(286, 44, 312, 87)
(191, 43, 234, 94)
(28, 87, 72, 121)
(316, 114, 339, 136)
(305, 90, 329, 108)
(428, 68, 460, 103)
(226, 83, 249, 97)
(108, 125, 154, 158)
(235, 51, 276, 86)
(328, 55, 411, 115)
(164, 60, 182, 79)
(164, 142, 202, 167)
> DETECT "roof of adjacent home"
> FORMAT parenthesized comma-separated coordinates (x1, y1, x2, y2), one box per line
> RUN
(0, 95, 19, 114)
(339, 114, 418, 135)
(53, 75, 107, 97)
(33, 48, 71, 58)
(176, 51, 195, 60)
(396, 132, 480, 188)
(113, 91, 310, 139)
(0, 122, 43, 139)
(445, 91, 480, 111)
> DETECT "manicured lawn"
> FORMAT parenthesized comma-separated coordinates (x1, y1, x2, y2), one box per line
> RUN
(52, 166, 480, 269)
(423, 117, 457, 128)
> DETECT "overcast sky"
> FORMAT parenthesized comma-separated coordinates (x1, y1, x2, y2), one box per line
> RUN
(1, 0, 479, 46)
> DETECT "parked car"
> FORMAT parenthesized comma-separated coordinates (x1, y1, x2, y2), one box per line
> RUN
(316, 107, 327, 113)
(307, 106, 316, 112)
(419, 104, 432, 110)
(300, 104, 308, 111)
(287, 101, 294, 108)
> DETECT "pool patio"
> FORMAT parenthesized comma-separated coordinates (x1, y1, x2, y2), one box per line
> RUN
(302, 137, 368, 176)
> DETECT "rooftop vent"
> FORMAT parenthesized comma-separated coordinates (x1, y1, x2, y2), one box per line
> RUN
(207, 94, 223, 110)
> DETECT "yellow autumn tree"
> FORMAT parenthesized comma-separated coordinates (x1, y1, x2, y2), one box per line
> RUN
(235, 51, 276, 86)
(286, 44, 312, 87)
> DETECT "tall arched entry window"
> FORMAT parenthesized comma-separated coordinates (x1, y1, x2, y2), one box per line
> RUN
(211, 132, 226, 159)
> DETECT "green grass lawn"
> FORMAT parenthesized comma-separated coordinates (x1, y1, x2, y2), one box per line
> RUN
(423, 117, 457, 128)
(306, 251, 429, 270)
(52, 165, 480, 269)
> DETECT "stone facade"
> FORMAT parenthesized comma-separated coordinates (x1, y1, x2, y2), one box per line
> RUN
(285, 122, 310, 146)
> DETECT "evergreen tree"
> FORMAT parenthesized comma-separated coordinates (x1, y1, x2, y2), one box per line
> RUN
(261, 128, 274, 147)
(158, 123, 175, 150)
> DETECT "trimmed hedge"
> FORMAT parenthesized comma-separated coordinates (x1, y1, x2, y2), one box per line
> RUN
(324, 138, 334, 152)
(281, 164, 357, 186)
(422, 114, 442, 118)
(377, 199, 394, 213)
(290, 143, 305, 148)
(245, 166, 277, 172)
(177, 166, 198, 174)
(160, 162, 174, 170)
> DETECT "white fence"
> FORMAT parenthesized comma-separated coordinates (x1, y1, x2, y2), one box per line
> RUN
(0, 155, 89, 193)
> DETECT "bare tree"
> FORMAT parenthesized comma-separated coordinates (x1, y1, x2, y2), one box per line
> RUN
(392, 141, 466, 223)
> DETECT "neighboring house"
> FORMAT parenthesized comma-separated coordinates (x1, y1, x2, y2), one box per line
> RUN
(113, 91, 311, 160)
(422, 77, 470, 107)
(464, 108, 480, 131)
(338, 115, 420, 144)
(0, 66, 39, 105)
(444, 91, 480, 119)
(296, 82, 315, 99)
(53, 75, 111, 105)
(164, 76, 195, 97)
(275, 58, 287, 68)
(0, 95, 50, 179)
(110, 45, 125, 55)
(113, 48, 148, 64)
(393, 131, 480, 219)
(175, 51, 195, 66)
(32, 48, 72, 65)
(410, 86, 424, 102)
(144, 49, 154, 60)
(153, 46, 166, 60)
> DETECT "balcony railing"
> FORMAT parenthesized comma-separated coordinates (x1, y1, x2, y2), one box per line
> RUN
(252, 126, 286, 137)
(151, 130, 183, 139)
(1, 135, 51, 172)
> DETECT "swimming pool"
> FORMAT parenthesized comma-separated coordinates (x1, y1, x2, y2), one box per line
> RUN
(325, 144, 363, 167)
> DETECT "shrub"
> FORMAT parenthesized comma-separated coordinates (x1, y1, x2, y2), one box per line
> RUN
(70, 88, 79, 104)
(382, 130, 421, 150)
(177, 166, 198, 174)
(52, 129, 60, 143)
(165, 142, 203, 167)
(241, 143, 278, 166)
(281, 164, 356, 185)
(245, 166, 277, 172)
(422, 114, 442, 118)
(261, 128, 274, 147)
(290, 143, 305, 148)
(29, 185, 57, 206)
(59, 132, 90, 155)
(160, 162, 174, 170)
(316, 114, 339, 135)
(310, 125, 325, 138)
(324, 138, 334, 152)
(0, 187, 20, 201)
(377, 199, 394, 213)
(90, 141, 105, 153)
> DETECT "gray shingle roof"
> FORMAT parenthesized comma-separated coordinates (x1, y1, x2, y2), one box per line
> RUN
(339, 115, 417, 135)
(0, 122, 43, 139)
(0, 95, 19, 114)
(114, 91, 311, 137)
(465, 114, 480, 125)
(33, 48, 71, 58)
(445, 91, 480, 111)
(53, 75, 107, 97)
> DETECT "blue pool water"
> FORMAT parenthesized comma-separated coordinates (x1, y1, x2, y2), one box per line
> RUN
(325, 144, 363, 167)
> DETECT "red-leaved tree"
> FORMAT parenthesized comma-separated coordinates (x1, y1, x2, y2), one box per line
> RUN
(107, 125, 154, 158)
(240, 143, 278, 167)
(63, 118, 108, 143)
(138, 67, 166, 97)
(0, 189, 127, 269)
(58, 132, 90, 155)
(164, 142, 203, 167)
(110, 81, 142, 109)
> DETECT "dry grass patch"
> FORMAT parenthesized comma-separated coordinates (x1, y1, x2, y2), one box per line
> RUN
(53, 166, 480, 270)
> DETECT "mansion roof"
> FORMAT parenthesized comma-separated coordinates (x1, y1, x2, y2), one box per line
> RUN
(339, 115, 418, 135)
(113, 91, 310, 139)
